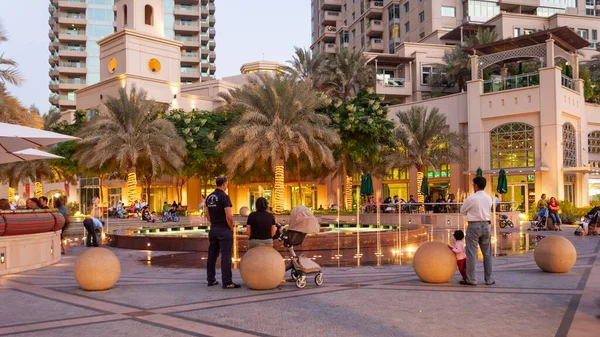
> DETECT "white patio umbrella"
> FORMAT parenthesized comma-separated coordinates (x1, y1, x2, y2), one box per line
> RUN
(0, 122, 78, 153)
(0, 148, 64, 164)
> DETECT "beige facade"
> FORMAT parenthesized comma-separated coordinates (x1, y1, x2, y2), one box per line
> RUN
(48, 0, 216, 113)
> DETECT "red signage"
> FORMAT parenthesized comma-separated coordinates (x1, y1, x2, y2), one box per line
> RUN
(64, 182, 70, 197)
(25, 184, 30, 197)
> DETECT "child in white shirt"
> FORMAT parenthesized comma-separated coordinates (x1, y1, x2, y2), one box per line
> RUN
(450, 230, 467, 282)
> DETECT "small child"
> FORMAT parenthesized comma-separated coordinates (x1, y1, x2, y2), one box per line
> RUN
(450, 230, 467, 282)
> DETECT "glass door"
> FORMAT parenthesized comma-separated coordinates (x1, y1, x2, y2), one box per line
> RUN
(149, 188, 168, 212)
(509, 183, 528, 214)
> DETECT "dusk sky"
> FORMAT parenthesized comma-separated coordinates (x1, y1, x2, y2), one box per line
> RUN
(0, 0, 311, 114)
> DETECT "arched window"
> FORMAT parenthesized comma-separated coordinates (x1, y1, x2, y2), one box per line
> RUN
(563, 123, 577, 167)
(490, 123, 534, 169)
(145, 5, 153, 26)
(123, 5, 128, 26)
(588, 131, 600, 153)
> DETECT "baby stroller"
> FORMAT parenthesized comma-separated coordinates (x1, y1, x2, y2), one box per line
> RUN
(528, 207, 547, 231)
(575, 206, 600, 236)
(279, 205, 323, 289)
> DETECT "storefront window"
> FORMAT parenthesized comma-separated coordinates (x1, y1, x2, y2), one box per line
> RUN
(384, 167, 409, 180)
(490, 123, 535, 168)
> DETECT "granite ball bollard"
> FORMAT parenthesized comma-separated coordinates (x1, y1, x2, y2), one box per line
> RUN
(73, 248, 121, 291)
(240, 246, 285, 290)
(239, 206, 250, 216)
(534, 236, 577, 273)
(413, 241, 457, 283)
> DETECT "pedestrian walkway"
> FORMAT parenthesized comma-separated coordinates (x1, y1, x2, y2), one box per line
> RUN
(0, 228, 598, 336)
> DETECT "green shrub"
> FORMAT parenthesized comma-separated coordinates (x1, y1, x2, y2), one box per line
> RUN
(67, 202, 80, 215)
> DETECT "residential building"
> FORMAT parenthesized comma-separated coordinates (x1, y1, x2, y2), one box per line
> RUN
(310, 0, 600, 57)
(48, 0, 215, 113)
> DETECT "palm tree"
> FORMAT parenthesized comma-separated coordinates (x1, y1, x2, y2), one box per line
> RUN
(588, 45, 600, 82)
(218, 73, 340, 213)
(465, 28, 498, 48)
(285, 46, 324, 84)
(388, 106, 469, 203)
(75, 86, 186, 204)
(320, 48, 375, 101)
(0, 23, 23, 86)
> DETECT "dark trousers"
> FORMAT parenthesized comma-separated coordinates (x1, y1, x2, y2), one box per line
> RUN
(83, 218, 98, 247)
(457, 258, 467, 281)
(207, 226, 233, 284)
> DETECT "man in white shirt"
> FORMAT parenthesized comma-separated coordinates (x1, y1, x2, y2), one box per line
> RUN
(459, 176, 495, 286)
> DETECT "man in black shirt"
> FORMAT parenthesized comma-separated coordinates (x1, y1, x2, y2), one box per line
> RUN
(39, 196, 50, 209)
(206, 176, 240, 289)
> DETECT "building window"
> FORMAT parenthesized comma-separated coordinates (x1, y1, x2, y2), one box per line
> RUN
(563, 122, 577, 167)
(419, 32, 425, 39)
(588, 131, 600, 153)
(523, 29, 534, 35)
(490, 123, 535, 169)
(578, 29, 589, 40)
(466, 0, 500, 21)
(405, 22, 410, 32)
(441, 6, 456, 17)
(352, 12, 355, 21)
(384, 167, 410, 180)
(404, 2, 409, 12)
(426, 164, 451, 178)
(344, 4, 347, 12)
(514, 28, 520, 37)
(360, 0, 364, 14)
(352, 29, 356, 39)
(419, 11, 425, 22)
(421, 66, 431, 84)
(123, 5, 128, 25)
(145, 5, 153, 26)
(586, 8, 595, 15)
(389, 4, 400, 20)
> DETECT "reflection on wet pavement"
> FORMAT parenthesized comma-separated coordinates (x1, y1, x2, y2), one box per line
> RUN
(141, 231, 541, 269)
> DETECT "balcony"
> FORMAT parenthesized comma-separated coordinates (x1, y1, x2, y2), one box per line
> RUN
(322, 25, 337, 42)
(48, 29, 55, 40)
(58, 45, 86, 58)
(209, 64, 216, 73)
(366, 38, 384, 52)
(49, 93, 59, 105)
(58, 0, 86, 10)
(48, 53, 59, 65)
(200, 5, 209, 17)
(174, 36, 200, 47)
(58, 13, 86, 25)
(209, 14, 215, 24)
(58, 95, 77, 107)
(209, 28, 216, 38)
(174, 5, 199, 17)
(58, 62, 87, 75)
(209, 51, 216, 61)
(201, 32, 210, 43)
(174, 20, 200, 32)
(561, 74, 575, 90)
(48, 16, 56, 26)
(180, 68, 201, 79)
(208, 40, 216, 50)
(58, 78, 86, 90)
(366, 20, 383, 37)
(200, 60, 210, 70)
(208, 3, 215, 14)
(322, 11, 340, 26)
(365, 1, 384, 18)
(181, 52, 200, 63)
(376, 77, 412, 96)
(48, 80, 59, 90)
(49, 66, 59, 78)
(324, 43, 336, 54)
(58, 30, 86, 42)
(483, 72, 540, 93)
(48, 4, 55, 14)
(321, 0, 342, 10)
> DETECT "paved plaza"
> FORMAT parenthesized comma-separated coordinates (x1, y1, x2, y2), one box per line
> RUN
(0, 226, 598, 337)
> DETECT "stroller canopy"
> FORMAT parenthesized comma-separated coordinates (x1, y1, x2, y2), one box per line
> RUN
(288, 205, 320, 234)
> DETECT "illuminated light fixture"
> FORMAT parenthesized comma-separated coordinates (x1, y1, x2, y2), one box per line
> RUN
(127, 172, 138, 204)
(54, 193, 60, 198)
(1, 253, 4, 263)
(8, 187, 14, 201)
(345, 176, 353, 210)
(147, 243, 151, 247)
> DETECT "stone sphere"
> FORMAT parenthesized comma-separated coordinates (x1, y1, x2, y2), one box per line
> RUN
(74, 247, 121, 291)
(534, 236, 577, 273)
(239, 206, 250, 216)
(240, 246, 285, 290)
(413, 241, 457, 283)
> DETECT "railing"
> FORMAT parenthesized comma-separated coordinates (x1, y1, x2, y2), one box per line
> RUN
(59, 62, 85, 68)
(59, 13, 85, 19)
(384, 77, 405, 87)
(325, 43, 336, 49)
(366, 0, 385, 9)
(201, 5, 209, 10)
(181, 68, 199, 73)
(367, 38, 383, 46)
(60, 29, 86, 35)
(59, 78, 86, 84)
(64, 0, 86, 3)
(483, 72, 540, 93)
(201, 32, 209, 37)
(175, 5, 198, 11)
(174, 36, 200, 42)
(59, 95, 76, 101)
(367, 20, 382, 28)
(326, 10, 340, 16)
(201, 59, 209, 63)
(175, 20, 199, 26)
(561, 74, 574, 90)
(325, 25, 337, 32)
(361, 201, 515, 214)
(181, 52, 200, 57)
(59, 46, 86, 52)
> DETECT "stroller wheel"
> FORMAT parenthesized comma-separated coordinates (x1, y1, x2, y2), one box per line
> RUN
(295, 276, 307, 289)
(290, 269, 299, 281)
(315, 273, 324, 286)
(499, 221, 507, 228)
(507, 220, 514, 228)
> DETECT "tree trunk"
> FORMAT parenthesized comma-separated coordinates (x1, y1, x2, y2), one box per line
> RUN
(416, 169, 424, 204)
(296, 157, 303, 206)
(341, 152, 349, 210)
(126, 169, 137, 205)
(273, 159, 285, 214)
(99, 173, 104, 219)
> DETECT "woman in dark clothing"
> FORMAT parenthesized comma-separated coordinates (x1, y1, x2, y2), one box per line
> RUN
(55, 197, 70, 254)
(246, 197, 277, 249)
